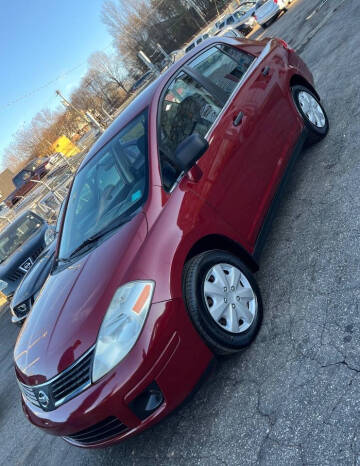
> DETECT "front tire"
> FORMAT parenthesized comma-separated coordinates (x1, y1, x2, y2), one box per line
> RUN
(183, 250, 263, 355)
(292, 85, 329, 145)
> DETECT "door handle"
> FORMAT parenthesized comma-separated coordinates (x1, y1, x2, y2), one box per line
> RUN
(233, 111, 244, 126)
(262, 66, 270, 76)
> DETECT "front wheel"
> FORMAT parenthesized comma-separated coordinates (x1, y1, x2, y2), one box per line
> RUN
(292, 85, 329, 145)
(183, 250, 263, 355)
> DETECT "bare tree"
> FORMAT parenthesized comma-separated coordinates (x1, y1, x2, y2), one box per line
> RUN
(88, 51, 129, 95)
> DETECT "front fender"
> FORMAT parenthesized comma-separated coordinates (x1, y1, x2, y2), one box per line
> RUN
(128, 185, 250, 303)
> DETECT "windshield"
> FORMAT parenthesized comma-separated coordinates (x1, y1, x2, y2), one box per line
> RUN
(58, 109, 148, 260)
(0, 212, 43, 263)
(13, 170, 33, 188)
(26, 158, 46, 171)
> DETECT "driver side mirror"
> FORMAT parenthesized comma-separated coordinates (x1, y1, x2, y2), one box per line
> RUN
(174, 134, 209, 173)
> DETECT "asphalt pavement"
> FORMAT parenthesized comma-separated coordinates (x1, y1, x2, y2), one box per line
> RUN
(1, 0, 360, 464)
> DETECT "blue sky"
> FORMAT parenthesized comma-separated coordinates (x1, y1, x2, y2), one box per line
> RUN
(0, 0, 113, 170)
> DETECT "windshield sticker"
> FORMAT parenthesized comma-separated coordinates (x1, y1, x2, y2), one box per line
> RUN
(131, 190, 142, 202)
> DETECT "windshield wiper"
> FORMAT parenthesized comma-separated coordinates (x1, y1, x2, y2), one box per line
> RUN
(63, 216, 129, 261)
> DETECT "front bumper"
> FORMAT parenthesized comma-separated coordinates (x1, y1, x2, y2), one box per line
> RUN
(11, 313, 26, 326)
(20, 298, 213, 448)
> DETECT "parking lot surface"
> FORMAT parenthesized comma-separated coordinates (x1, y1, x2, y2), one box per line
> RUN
(1, 0, 360, 464)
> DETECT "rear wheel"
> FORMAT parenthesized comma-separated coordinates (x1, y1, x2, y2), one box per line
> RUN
(183, 250, 263, 355)
(292, 85, 329, 144)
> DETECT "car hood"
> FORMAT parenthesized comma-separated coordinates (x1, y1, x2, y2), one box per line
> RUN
(14, 212, 148, 385)
(11, 241, 56, 310)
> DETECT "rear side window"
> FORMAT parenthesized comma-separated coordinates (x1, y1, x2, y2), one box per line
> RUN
(189, 45, 254, 98)
(226, 16, 235, 25)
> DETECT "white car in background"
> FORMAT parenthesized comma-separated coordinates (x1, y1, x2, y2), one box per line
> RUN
(215, 5, 257, 36)
(213, 26, 244, 39)
(254, 0, 288, 28)
(184, 32, 211, 53)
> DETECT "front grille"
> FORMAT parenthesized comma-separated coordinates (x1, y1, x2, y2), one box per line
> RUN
(64, 417, 128, 445)
(51, 349, 93, 403)
(19, 346, 95, 411)
(19, 382, 41, 407)
(7, 270, 25, 282)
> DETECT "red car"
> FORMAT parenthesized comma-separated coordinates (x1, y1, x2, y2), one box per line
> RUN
(5, 157, 49, 207)
(14, 37, 328, 447)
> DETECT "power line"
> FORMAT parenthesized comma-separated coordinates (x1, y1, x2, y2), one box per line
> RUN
(1, 42, 114, 110)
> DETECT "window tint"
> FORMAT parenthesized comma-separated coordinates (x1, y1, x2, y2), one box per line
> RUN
(159, 72, 222, 190)
(227, 16, 235, 24)
(189, 46, 254, 98)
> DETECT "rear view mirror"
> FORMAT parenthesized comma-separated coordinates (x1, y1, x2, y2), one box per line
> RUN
(174, 134, 209, 172)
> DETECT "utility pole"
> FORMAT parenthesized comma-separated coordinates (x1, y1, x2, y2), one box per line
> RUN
(156, 43, 170, 61)
(137, 51, 160, 75)
(55, 90, 88, 124)
(56, 89, 103, 132)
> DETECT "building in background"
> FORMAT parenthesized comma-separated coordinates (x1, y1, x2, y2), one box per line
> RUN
(0, 169, 15, 202)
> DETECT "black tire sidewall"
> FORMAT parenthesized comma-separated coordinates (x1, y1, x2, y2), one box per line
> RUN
(292, 85, 329, 137)
(184, 250, 263, 351)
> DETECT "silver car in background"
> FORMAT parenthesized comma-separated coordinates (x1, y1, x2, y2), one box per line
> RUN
(213, 27, 244, 39)
(216, 2, 257, 36)
(254, 0, 288, 28)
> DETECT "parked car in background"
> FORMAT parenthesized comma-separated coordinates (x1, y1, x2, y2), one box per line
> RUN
(129, 71, 155, 94)
(5, 157, 50, 207)
(215, 4, 257, 36)
(15, 36, 328, 447)
(10, 201, 64, 326)
(10, 240, 56, 326)
(254, 0, 288, 28)
(213, 26, 244, 39)
(185, 32, 211, 53)
(0, 211, 52, 301)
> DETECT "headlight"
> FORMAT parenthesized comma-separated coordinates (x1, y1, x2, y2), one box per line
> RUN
(92, 281, 155, 382)
(44, 226, 56, 246)
(0, 279, 8, 292)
